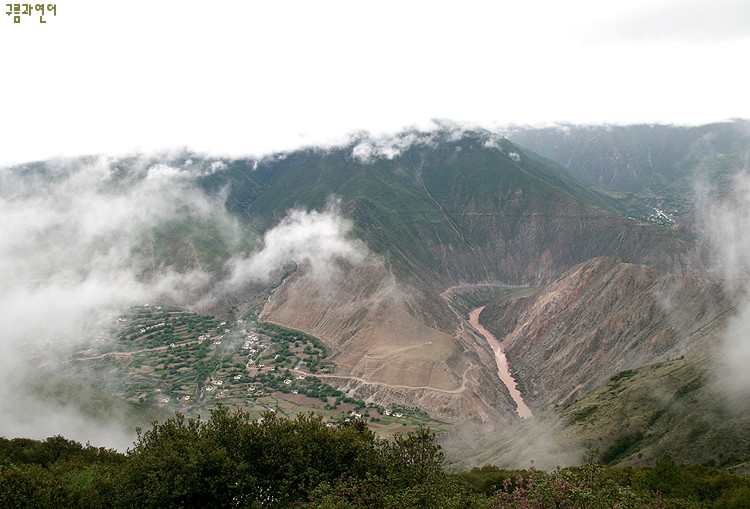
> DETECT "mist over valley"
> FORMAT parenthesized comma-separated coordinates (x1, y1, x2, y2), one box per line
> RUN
(2, 121, 750, 479)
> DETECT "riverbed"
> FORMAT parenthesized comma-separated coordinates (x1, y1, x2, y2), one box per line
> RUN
(469, 306, 532, 418)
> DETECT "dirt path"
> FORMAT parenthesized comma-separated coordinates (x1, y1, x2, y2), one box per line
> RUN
(294, 366, 472, 395)
(469, 306, 532, 418)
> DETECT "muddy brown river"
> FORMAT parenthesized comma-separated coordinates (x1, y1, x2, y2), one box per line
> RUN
(469, 306, 532, 418)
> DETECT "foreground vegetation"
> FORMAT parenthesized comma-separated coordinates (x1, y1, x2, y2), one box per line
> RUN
(1, 407, 749, 508)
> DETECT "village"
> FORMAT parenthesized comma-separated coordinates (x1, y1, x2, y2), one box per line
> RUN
(64, 304, 446, 435)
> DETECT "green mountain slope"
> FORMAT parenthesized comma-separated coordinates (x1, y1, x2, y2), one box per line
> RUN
(213, 129, 695, 288)
(559, 356, 750, 472)
(441, 355, 750, 474)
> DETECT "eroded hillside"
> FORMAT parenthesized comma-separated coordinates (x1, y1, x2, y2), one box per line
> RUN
(260, 256, 518, 423)
(479, 257, 731, 409)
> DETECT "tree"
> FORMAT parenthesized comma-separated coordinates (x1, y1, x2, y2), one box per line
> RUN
(382, 426, 444, 486)
(118, 406, 384, 507)
(118, 412, 240, 508)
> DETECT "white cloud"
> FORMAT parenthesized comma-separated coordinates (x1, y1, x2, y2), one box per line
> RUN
(694, 172, 750, 396)
(0, 154, 368, 448)
(349, 130, 430, 164)
(2, 1, 749, 167)
(0, 156, 234, 447)
(594, 0, 750, 43)
(224, 201, 366, 290)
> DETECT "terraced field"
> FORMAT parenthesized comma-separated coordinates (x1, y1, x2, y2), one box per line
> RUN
(62, 305, 447, 435)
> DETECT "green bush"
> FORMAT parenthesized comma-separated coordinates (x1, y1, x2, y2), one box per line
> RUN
(3, 415, 749, 508)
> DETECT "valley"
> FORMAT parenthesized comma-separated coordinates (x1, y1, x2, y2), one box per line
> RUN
(3, 122, 750, 474)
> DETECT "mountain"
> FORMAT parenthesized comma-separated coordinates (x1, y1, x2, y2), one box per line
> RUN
(440, 254, 748, 472)
(445, 352, 750, 474)
(225, 128, 747, 469)
(198, 129, 704, 427)
(478, 256, 730, 409)
(6, 125, 747, 470)
(506, 120, 750, 219)
(212, 130, 696, 287)
(2, 370, 171, 450)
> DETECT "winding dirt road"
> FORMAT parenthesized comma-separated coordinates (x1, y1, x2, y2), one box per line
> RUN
(469, 306, 532, 418)
(293, 366, 473, 394)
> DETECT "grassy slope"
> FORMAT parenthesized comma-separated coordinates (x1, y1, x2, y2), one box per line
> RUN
(559, 356, 750, 473)
(441, 355, 750, 474)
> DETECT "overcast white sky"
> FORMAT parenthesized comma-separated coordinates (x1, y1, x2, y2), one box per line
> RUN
(2, 0, 749, 166)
